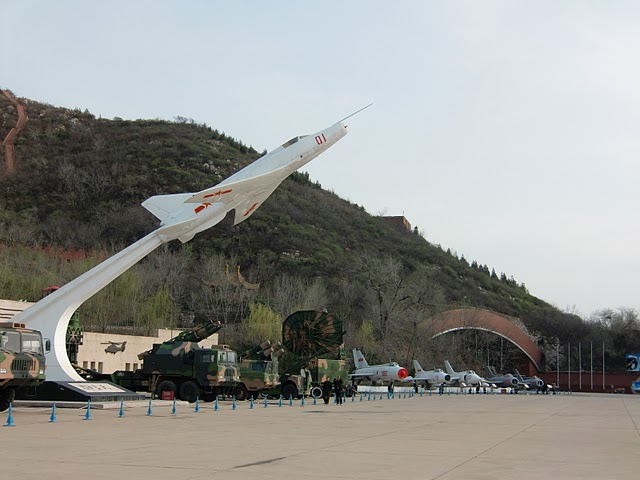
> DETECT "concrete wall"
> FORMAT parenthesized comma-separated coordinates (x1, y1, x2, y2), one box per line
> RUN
(0, 298, 219, 374)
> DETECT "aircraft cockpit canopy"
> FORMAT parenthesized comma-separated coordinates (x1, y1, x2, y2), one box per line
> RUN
(387, 362, 399, 366)
(282, 135, 308, 148)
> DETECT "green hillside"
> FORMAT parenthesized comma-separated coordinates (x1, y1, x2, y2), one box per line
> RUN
(0, 94, 587, 367)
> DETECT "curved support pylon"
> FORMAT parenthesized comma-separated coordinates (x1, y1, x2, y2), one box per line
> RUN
(13, 233, 164, 381)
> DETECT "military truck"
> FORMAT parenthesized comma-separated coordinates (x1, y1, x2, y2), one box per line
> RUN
(240, 311, 352, 400)
(107, 320, 247, 402)
(0, 322, 47, 411)
(238, 340, 284, 399)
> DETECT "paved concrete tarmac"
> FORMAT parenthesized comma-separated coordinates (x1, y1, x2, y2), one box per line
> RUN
(2, 392, 639, 479)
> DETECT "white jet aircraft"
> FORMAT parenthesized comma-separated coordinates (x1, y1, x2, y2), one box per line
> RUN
(404, 360, 450, 388)
(444, 360, 486, 387)
(349, 348, 409, 384)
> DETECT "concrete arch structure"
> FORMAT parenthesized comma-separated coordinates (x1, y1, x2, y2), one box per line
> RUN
(423, 308, 543, 374)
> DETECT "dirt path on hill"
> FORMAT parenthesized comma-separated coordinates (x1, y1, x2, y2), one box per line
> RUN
(1, 89, 28, 175)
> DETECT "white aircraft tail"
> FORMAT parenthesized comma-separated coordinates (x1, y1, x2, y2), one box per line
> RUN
(142, 193, 193, 222)
(353, 348, 369, 369)
(444, 360, 455, 376)
(413, 359, 424, 374)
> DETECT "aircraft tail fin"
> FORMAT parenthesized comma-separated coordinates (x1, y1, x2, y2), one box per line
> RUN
(353, 348, 369, 369)
(444, 360, 455, 376)
(142, 193, 193, 223)
(413, 359, 424, 374)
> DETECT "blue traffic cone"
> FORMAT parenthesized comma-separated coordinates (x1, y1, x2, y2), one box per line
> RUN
(118, 399, 125, 418)
(368, 392, 371, 401)
(214, 396, 219, 411)
(264, 396, 268, 408)
(195, 397, 200, 412)
(301, 395, 305, 407)
(351, 393, 355, 403)
(360, 393, 363, 402)
(249, 396, 254, 409)
(84, 399, 93, 420)
(146, 398, 152, 416)
(171, 398, 177, 415)
(232, 396, 236, 410)
(278, 395, 283, 407)
(49, 401, 57, 423)
(380, 393, 383, 400)
(289, 395, 293, 407)
(4, 403, 15, 427)
(313, 395, 317, 405)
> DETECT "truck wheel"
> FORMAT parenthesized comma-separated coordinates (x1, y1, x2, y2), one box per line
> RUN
(179, 381, 201, 403)
(156, 380, 177, 399)
(310, 386, 323, 398)
(234, 384, 248, 401)
(281, 383, 298, 401)
(0, 388, 15, 412)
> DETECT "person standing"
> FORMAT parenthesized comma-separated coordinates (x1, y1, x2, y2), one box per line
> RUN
(322, 377, 333, 405)
(334, 376, 344, 405)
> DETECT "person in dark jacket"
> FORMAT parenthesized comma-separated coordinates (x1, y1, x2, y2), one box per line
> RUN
(322, 378, 333, 405)
(333, 376, 344, 405)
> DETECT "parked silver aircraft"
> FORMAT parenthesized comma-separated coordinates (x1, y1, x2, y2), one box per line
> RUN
(405, 360, 450, 388)
(514, 369, 544, 390)
(444, 360, 484, 387)
(349, 348, 409, 383)
(484, 366, 519, 388)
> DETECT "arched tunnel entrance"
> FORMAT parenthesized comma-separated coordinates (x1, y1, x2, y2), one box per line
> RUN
(418, 308, 543, 375)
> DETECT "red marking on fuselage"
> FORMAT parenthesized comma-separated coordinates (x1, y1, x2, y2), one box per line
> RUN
(194, 202, 212, 214)
(203, 189, 232, 199)
(243, 203, 259, 217)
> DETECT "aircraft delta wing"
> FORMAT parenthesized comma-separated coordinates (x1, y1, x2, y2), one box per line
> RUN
(349, 348, 409, 383)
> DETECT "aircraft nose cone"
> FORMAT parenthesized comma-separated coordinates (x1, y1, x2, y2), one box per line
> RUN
(398, 368, 409, 379)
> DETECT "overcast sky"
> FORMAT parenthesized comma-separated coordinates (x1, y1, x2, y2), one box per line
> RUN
(2, 1, 639, 317)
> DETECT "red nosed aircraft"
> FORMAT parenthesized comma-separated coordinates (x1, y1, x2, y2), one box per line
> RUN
(349, 348, 409, 384)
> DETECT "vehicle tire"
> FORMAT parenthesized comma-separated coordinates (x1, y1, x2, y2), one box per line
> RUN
(179, 380, 201, 403)
(0, 388, 15, 412)
(310, 386, 323, 399)
(234, 384, 249, 401)
(156, 380, 177, 400)
(281, 383, 298, 401)
(200, 391, 217, 403)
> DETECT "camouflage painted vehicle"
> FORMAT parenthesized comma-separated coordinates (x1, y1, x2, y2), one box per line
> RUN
(238, 341, 283, 399)
(279, 358, 352, 399)
(109, 320, 246, 402)
(0, 322, 47, 412)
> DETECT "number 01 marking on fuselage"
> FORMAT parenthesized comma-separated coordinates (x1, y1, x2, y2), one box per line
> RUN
(315, 134, 327, 145)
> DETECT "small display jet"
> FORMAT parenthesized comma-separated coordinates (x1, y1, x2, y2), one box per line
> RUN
(483, 366, 519, 388)
(404, 360, 450, 388)
(349, 348, 409, 384)
(514, 369, 545, 390)
(443, 360, 485, 387)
